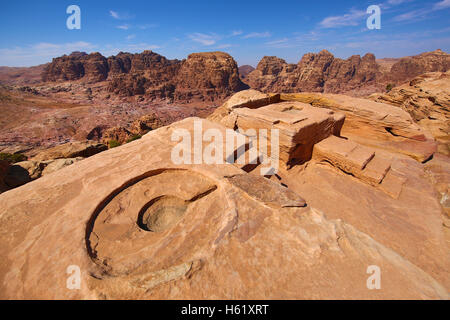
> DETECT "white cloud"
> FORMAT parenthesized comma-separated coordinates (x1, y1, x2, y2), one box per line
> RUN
(109, 10, 133, 20)
(188, 33, 219, 46)
(231, 30, 243, 36)
(319, 9, 366, 28)
(241, 32, 272, 39)
(434, 0, 450, 10)
(216, 44, 233, 49)
(117, 25, 130, 30)
(109, 10, 120, 19)
(139, 24, 158, 30)
(393, 0, 450, 22)
(265, 38, 289, 46)
(126, 34, 136, 40)
(392, 9, 425, 21)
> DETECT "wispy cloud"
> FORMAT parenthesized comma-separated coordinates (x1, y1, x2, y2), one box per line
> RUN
(265, 38, 289, 47)
(392, 9, 425, 21)
(319, 9, 366, 28)
(139, 24, 158, 30)
(188, 33, 219, 46)
(216, 43, 234, 49)
(117, 25, 130, 30)
(434, 0, 450, 10)
(393, 0, 450, 22)
(241, 32, 272, 39)
(126, 34, 136, 40)
(109, 10, 134, 20)
(230, 30, 243, 36)
(109, 10, 120, 19)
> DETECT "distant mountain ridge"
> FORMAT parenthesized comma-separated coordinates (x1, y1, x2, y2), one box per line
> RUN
(1, 49, 448, 99)
(40, 50, 248, 102)
(246, 49, 450, 96)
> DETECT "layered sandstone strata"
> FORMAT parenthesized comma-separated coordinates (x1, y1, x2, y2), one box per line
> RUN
(370, 71, 450, 155)
(0, 91, 448, 300)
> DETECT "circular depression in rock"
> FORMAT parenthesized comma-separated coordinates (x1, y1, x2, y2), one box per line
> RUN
(138, 196, 188, 233)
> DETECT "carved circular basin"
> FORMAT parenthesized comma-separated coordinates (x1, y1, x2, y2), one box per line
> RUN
(138, 196, 188, 233)
(85, 169, 220, 277)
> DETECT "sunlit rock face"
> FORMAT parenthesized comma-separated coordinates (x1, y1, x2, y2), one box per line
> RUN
(0, 90, 448, 299)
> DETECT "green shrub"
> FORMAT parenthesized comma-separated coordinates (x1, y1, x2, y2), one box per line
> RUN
(126, 134, 142, 143)
(386, 83, 394, 92)
(108, 140, 121, 149)
(0, 153, 28, 164)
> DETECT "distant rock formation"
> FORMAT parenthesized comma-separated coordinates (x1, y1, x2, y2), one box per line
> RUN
(389, 49, 450, 83)
(247, 49, 450, 96)
(42, 52, 109, 82)
(42, 50, 248, 102)
(173, 52, 248, 101)
(238, 65, 255, 80)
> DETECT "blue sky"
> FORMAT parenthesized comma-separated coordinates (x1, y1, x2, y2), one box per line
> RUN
(0, 0, 449, 67)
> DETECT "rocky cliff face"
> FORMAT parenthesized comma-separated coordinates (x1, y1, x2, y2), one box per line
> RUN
(173, 52, 248, 102)
(42, 50, 247, 102)
(247, 49, 450, 95)
(390, 49, 450, 83)
(42, 52, 109, 83)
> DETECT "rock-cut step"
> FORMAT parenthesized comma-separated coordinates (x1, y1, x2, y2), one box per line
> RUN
(312, 135, 406, 198)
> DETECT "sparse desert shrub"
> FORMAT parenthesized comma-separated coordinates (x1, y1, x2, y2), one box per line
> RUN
(126, 134, 142, 143)
(108, 140, 121, 149)
(0, 153, 27, 164)
(386, 83, 394, 92)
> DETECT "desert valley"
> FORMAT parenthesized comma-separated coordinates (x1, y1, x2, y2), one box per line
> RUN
(0, 47, 449, 299)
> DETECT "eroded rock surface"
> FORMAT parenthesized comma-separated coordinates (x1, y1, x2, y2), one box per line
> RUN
(0, 92, 448, 300)
(370, 71, 450, 155)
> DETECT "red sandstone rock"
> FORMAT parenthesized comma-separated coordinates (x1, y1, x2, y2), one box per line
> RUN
(247, 50, 450, 96)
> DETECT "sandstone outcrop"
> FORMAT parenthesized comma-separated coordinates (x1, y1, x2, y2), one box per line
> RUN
(173, 52, 248, 102)
(389, 49, 450, 83)
(42, 50, 247, 102)
(42, 52, 109, 83)
(32, 141, 107, 161)
(370, 71, 450, 155)
(0, 90, 448, 299)
(246, 50, 382, 95)
(280, 93, 437, 162)
(2, 157, 84, 189)
(0, 114, 448, 299)
(247, 50, 450, 96)
(210, 91, 345, 167)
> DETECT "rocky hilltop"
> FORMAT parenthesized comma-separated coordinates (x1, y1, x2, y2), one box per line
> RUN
(238, 65, 255, 80)
(42, 51, 248, 102)
(0, 90, 448, 299)
(247, 49, 450, 96)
